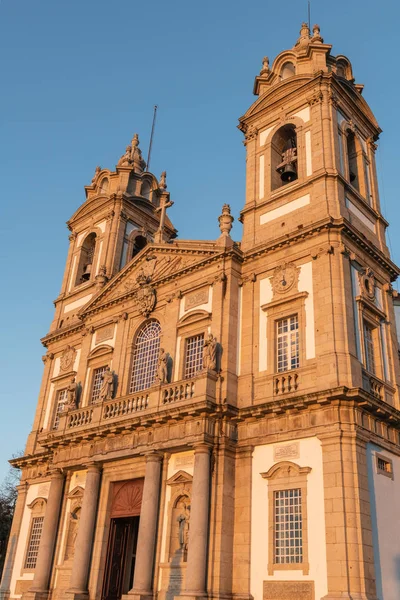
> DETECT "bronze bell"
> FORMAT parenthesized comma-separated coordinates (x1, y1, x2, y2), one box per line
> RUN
(280, 162, 297, 183)
(81, 263, 92, 281)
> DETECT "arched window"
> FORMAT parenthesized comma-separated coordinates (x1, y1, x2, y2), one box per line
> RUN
(99, 178, 109, 194)
(141, 180, 151, 200)
(281, 62, 296, 80)
(129, 321, 161, 393)
(132, 235, 147, 259)
(271, 124, 298, 190)
(75, 232, 96, 285)
(346, 130, 359, 190)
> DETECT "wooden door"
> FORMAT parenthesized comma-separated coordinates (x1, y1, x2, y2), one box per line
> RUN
(102, 518, 133, 600)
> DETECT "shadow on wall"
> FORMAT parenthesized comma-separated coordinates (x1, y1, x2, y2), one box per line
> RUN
(165, 549, 185, 600)
(366, 443, 383, 600)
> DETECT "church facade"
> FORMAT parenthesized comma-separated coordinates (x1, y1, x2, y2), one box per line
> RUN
(1, 23, 400, 600)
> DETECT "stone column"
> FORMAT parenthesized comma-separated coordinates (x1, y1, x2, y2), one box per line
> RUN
(184, 443, 211, 598)
(126, 452, 163, 600)
(30, 470, 65, 595)
(67, 463, 102, 599)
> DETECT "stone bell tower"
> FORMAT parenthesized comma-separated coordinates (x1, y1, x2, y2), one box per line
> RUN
(50, 134, 177, 333)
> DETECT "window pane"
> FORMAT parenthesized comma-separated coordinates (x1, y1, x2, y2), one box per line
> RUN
(364, 323, 376, 375)
(91, 366, 108, 403)
(53, 389, 68, 430)
(130, 321, 161, 393)
(274, 489, 302, 564)
(277, 315, 299, 373)
(184, 334, 205, 379)
(25, 516, 44, 569)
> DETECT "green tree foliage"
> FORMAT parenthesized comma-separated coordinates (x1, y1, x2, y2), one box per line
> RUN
(0, 457, 22, 578)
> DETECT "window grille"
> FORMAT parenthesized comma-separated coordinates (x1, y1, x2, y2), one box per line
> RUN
(129, 321, 161, 393)
(25, 516, 44, 569)
(376, 455, 393, 477)
(364, 322, 376, 375)
(184, 334, 205, 379)
(277, 316, 299, 373)
(91, 366, 108, 403)
(53, 388, 68, 430)
(274, 489, 302, 564)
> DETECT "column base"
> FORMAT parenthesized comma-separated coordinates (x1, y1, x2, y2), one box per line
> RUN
(21, 591, 50, 600)
(321, 594, 379, 600)
(64, 589, 89, 600)
(121, 592, 153, 600)
(174, 593, 208, 600)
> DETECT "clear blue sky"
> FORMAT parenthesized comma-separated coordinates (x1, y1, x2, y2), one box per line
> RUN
(1, 0, 399, 482)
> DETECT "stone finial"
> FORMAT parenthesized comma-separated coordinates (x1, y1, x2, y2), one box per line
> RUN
(91, 165, 101, 183)
(260, 56, 270, 76)
(312, 24, 323, 43)
(131, 133, 147, 173)
(159, 171, 167, 190)
(295, 22, 311, 47)
(95, 265, 108, 289)
(218, 204, 234, 237)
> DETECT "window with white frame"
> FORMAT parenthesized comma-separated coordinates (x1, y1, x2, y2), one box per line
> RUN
(274, 489, 303, 564)
(129, 320, 161, 393)
(91, 366, 108, 403)
(25, 516, 44, 569)
(53, 388, 68, 430)
(364, 321, 376, 375)
(277, 315, 299, 372)
(184, 334, 205, 379)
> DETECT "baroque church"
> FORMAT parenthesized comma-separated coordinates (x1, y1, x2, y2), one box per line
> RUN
(2, 22, 400, 600)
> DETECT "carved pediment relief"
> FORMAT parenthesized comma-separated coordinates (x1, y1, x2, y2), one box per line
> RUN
(80, 246, 219, 316)
(67, 485, 84, 499)
(261, 461, 311, 480)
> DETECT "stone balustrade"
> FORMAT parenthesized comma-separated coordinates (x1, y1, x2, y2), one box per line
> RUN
(274, 371, 299, 395)
(48, 370, 218, 438)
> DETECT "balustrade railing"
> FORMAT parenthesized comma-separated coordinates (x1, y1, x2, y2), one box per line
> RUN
(103, 394, 149, 419)
(67, 408, 93, 429)
(274, 372, 299, 395)
(162, 381, 195, 404)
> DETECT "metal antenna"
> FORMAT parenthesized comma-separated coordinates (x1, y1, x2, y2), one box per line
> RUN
(308, 1, 311, 29)
(147, 105, 158, 171)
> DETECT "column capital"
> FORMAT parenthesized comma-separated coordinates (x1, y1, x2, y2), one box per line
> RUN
(85, 462, 103, 474)
(49, 468, 65, 480)
(192, 442, 212, 455)
(143, 451, 163, 464)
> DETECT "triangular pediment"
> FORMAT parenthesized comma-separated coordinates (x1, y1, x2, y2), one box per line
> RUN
(67, 485, 85, 499)
(166, 470, 193, 486)
(80, 242, 221, 316)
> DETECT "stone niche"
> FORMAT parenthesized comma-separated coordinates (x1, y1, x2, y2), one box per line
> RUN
(263, 581, 314, 600)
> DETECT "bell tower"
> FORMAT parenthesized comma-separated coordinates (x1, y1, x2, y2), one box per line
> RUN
(50, 134, 177, 332)
(239, 22, 388, 259)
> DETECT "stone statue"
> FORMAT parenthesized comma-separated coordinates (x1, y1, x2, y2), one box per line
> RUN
(66, 377, 78, 410)
(203, 333, 217, 371)
(159, 171, 167, 190)
(117, 145, 133, 167)
(156, 348, 168, 384)
(99, 367, 114, 402)
(177, 502, 190, 551)
(260, 56, 270, 76)
(91, 165, 101, 183)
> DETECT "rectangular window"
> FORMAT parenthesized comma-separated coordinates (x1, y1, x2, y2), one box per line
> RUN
(25, 516, 44, 569)
(53, 388, 68, 430)
(277, 315, 299, 373)
(338, 129, 344, 173)
(364, 322, 376, 375)
(376, 454, 393, 479)
(91, 366, 107, 403)
(184, 334, 205, 379)
(274, 489, 303, 564)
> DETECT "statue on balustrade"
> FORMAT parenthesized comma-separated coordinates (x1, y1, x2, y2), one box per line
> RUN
(66, 377, 78, 410)
(99, 367, 114, 401)
(203, 333, 218, 371)
(156, 348, 168, 384)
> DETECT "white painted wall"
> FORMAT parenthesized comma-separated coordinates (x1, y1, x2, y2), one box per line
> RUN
(305, 131, 312, 176)
(158, 451, 194, 590)
(55, 471, 87, 568)
(90, 324, 117, 351)
(367, 444, 400, 600)
(346, 198, 376, 232)
(298, 262, 315, 360)
(259, 155, 265, 200)
(251, 438, 328, 600)
(259, 277, 273, 372)
(9, 482, 51, 598)
(63, 294, 93, 314)
(260, 194, 310, 225)
(179, 286, 213, 320)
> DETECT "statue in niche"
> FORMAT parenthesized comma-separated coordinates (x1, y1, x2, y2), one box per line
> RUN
(99, 367, 114, 402)
(156, 348, 168, 384)
(203, 334, 217, 371)
(169, 496, 190, 562)
(177, 502, 190, 552)
(64, 507, 80, 561)
(66, 377, 78, 410)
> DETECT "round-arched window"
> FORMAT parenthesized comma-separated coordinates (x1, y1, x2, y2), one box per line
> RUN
(129, 321, 161, 393)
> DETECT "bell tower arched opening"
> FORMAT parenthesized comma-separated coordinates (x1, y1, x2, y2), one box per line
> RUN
(75, 232, 96, 285)
(271, 124, 298, 191)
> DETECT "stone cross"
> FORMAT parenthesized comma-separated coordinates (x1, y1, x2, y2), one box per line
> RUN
(155, 195, 174, 243)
